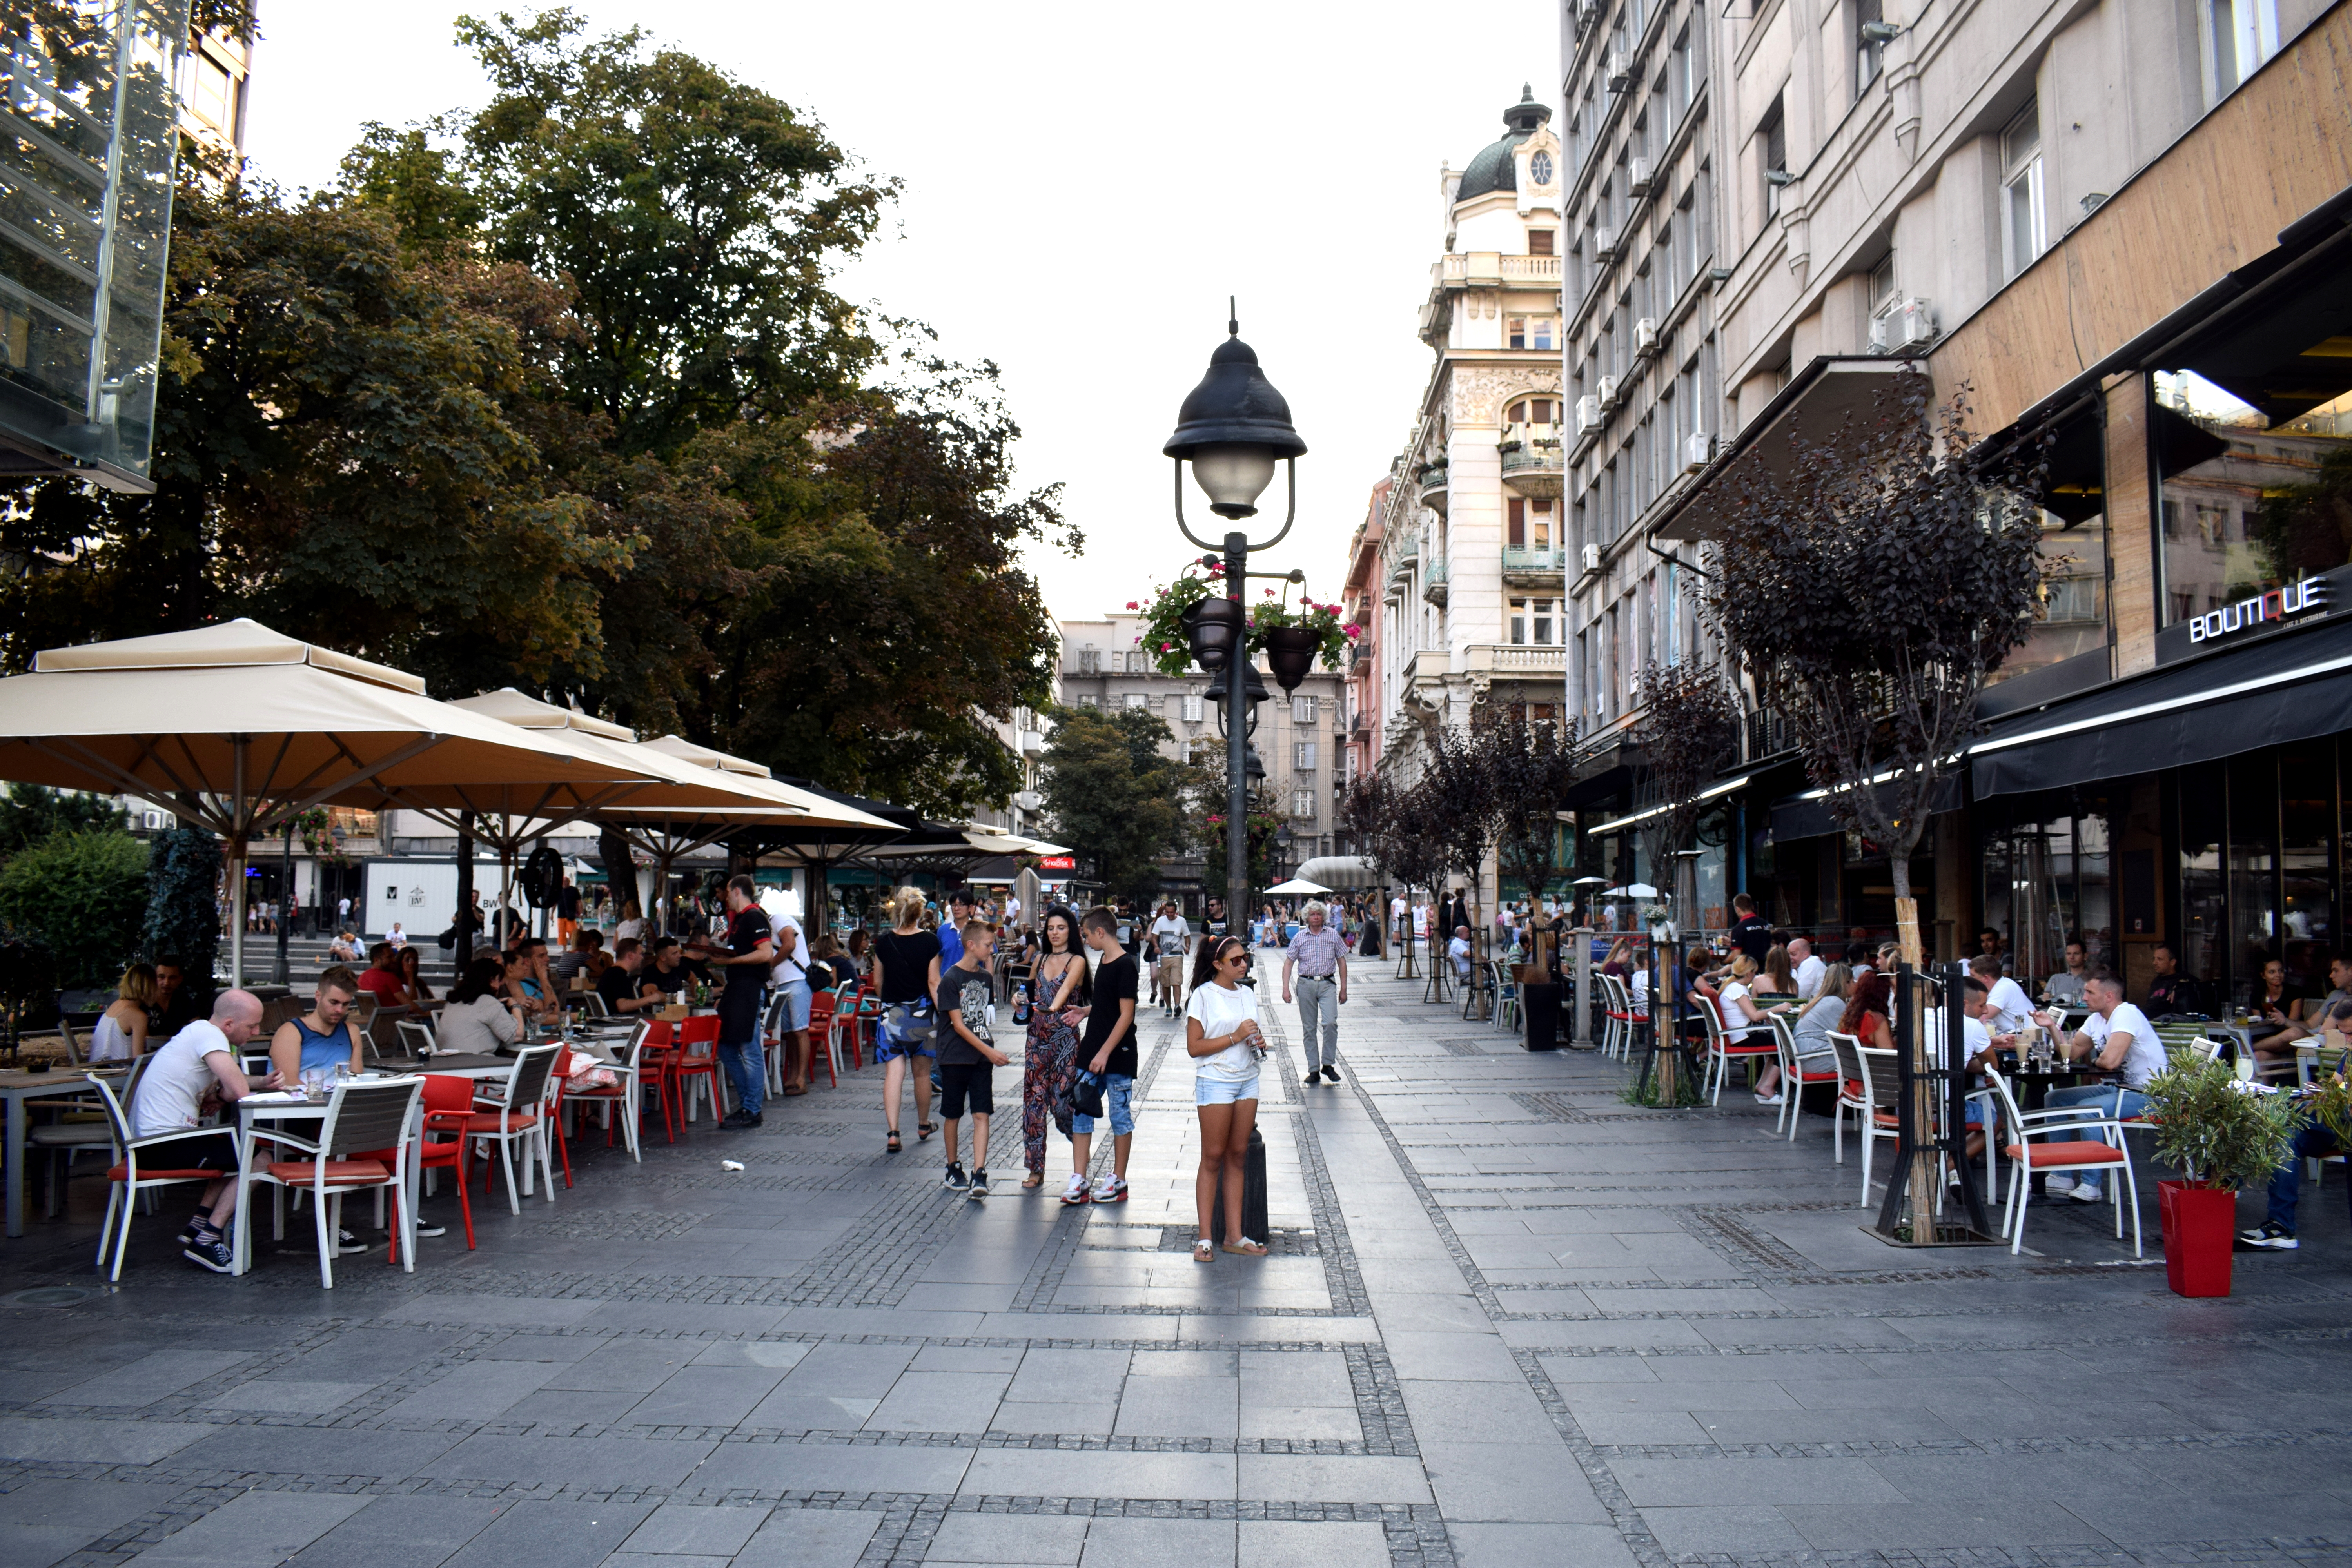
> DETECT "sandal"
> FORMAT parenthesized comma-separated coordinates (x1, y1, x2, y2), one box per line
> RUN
(917, 1122, 937, 1142)
(1020, 1171, 1044, 1189)
(886, 1130, 902, 1153)
(1220, 1238, 1270, 1256)
(1192, 1238, 1216, 1262)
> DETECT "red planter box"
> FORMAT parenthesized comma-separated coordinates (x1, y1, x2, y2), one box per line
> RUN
(2159, 1180, 2236, 1298)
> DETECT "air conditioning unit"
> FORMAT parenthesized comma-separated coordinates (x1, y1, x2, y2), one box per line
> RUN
(1593, 238, 1618, 265)
(1683, 430, 1713, 471)
(1576, 0, 1601, 31)
(1581, 543, 1602, 573)
(1607, 53, 1633, 91)
(1868, 296, 1937, 354)
(1596, 374, 1619, 409)
(1575, 394, 1603, 434)
(1628, 157, 1653, 196)
(1633, 317, 1659, 358)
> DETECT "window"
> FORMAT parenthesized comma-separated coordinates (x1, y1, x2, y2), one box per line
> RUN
(1855, 0, 1886, 95)
(2204, 0, 2281, 101)
(1528, 228, 1555, 255)
(1291, 791, 1318, 821)
(1124, 692, 1147, 709)
(1532, 496, 1555, 550)
(1295, 741, 1318, 770)
(1534, 599, 1555, 645)
(1508, 496, 1526, 548)
(1292, 695, 1318, 723)
(2002, 101, 2046, 278)
(1508, 318, 1528, 350)
(1870, 251, 1897, 313)
(1077, 694, 1100, 708)
(1534, 399, 1554, 423)
(1510, 599, 1557, 646)
(1181, 694, 1204, 723)
(1533, 319, 1555, 352)
(1076, 649, 1100, 674)
(190, 50, 232, 132)
(1511, 597, 1529, 644)
(1759, 96, 1788, 219)
(1669, 28, 1693, 126)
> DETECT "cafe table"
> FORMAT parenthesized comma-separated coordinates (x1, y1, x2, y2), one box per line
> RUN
(229, 1074, 441, 1276)
(0, 1064, 127, 1238)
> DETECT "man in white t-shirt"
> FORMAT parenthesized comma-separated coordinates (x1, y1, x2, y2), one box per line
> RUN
(1390, 894, 1408, 942)
(767, 907, 812, 1094)
(1789, 937, 1826, 1002)
(1148, 901, 1191, 1017)
(1970, 955, 2034, 1036)
(2033, 972, 2163, 1203)
(136, 991, 270, 1272)
(1003, 892, 1023, 931)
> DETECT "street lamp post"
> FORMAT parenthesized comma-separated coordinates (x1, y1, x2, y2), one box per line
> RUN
(1167, 305, 1307, 928)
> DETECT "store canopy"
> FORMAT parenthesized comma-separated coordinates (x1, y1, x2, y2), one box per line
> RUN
(1296, 854, 1380, 887)
(1968, 612, 2352, 799)
(0, 621, 658, 980)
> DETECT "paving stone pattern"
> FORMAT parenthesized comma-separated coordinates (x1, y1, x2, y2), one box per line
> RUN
(0, 962, 2347, 1567)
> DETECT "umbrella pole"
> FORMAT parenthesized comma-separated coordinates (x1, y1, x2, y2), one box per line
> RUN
(229, 736, 247, 987)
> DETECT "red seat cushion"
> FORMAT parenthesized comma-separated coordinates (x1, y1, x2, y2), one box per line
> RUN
(1842, 1080, 1865, 1097)
(2004, 1140, 2127, 1166)
(450, 1111, 541, 1133)
(264, 1159, 393, 1183)
(1793, 1068, 1840, 1083)
(108, 1165, 215, 1182)
(1872, 1111, 1900, 1127)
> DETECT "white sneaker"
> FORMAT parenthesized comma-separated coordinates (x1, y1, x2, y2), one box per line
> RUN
(2043, 1174, 2076, 1193)
(2069, 1184, 2105, 1203)
(1091, 1174, 1127, 1203)
(1753, 1093, 1784, 1106)
(1060, 1172, 1090, 1206)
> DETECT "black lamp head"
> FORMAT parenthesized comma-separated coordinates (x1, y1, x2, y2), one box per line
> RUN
(1164, 309, 1308, 519)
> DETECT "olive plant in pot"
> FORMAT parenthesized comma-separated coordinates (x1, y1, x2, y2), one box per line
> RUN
(2138, 1048, 2308, 1297)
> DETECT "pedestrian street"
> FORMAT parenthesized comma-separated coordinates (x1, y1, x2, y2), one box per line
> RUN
(0, 965, 2346, 1568)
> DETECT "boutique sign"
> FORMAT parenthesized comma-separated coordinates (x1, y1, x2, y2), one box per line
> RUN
(2186, 576, 2328, 644)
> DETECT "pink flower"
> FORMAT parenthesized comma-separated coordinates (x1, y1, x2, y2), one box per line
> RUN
(1126, 601, 1139, 610)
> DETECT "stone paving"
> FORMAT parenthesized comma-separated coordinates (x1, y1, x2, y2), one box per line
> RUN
(0, 963, 2348, 1567)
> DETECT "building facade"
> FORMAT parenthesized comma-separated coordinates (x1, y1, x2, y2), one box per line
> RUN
(1561, 0, 2352, 999)
(1056, 613, 1344, 903)
(1370, 89, 1576, 789)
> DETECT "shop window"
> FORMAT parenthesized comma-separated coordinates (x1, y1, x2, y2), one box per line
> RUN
(1978, 806, 2115, 986)
(1990, 407, 2109, 687)
(2154, 362, 2352, 630)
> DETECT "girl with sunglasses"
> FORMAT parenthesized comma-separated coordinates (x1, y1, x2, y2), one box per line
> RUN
(1183, 935, 1270, 1259)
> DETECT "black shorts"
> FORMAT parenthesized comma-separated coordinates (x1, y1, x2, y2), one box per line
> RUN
(938, 1063, 994, 1120)
(142, 1131, 240, 1172)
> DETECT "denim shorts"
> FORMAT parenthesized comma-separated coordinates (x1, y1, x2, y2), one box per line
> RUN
(1194, 1073, 1260, 1106)
(875, 1020, 935, 1062)
(773, 979, 811, 1033)
(1073, 1073, 1136, 1136)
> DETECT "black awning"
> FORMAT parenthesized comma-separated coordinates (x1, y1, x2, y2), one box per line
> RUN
(1769, 775, 1958, 844)
(1969, 612, 2352, 799)
(1561, 762, 1633, 811)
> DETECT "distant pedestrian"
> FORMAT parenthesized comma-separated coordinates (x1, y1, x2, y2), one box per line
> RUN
(874, 886, 942, 1152)
(387, 921, 408, 950)
(1282, 900, 1348, 1086)
(1184, 935, 1267, 1260)
(936, 922, 1008, 1198)
(336, 894, 352, 927)
(1069, 906, 1139, 1205)
(1149, 899, 1190, 1016)
(1022, 906, 1087, 1191)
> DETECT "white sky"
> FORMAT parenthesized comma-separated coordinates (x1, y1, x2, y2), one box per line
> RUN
(240, 1, 1554, 624)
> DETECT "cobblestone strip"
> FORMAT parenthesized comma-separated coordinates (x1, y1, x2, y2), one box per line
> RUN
(1658, 1542, 2348, 1567)
(1510, 1347, 1674, 1568)
(1588, 1425, 2352, 1461)
(1508, 1090, 1597, 1122)
(1263, 1011, 1373, 1316)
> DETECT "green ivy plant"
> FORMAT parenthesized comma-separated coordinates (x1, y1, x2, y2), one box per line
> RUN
(2140, 1048, 2308, 1190)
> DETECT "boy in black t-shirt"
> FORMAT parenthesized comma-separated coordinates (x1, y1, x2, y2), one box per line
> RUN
(936, 922, 1009, 1197)
(1067, 907, 1140, 1205)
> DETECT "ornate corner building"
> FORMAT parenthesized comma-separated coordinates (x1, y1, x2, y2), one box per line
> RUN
(1360, 88, 1573, 786)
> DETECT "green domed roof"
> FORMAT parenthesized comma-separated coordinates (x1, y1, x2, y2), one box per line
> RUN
(1455, 86, 1553, 203)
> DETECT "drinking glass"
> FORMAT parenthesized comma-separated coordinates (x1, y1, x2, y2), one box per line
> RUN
(300, 1067, 326, 1101)
(2234, 1051, 2256, 1082)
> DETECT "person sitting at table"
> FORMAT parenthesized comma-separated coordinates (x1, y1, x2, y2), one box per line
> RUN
(495, 947, 553, 1026)
(596, 938, 658, 1016)
(1954, 975, 2017, 1174)
(640, 936, 692, 1007)
(1789, 937, 1826, 1002)
(439, 956, 526, 1056)
(1447, 925, 1474, 982)
(2029, 971, 2164, 1205)
(137, 989, 272, 1274)
(1759, 944, 1797, 1000)
(1969, 955, 2034, 1037)
(88, 963, 157, 1063)
(355, 944, 411, 1009)
(1713, 952, 1797, 1104)
(1840, 969, 1897, 1055)
(396, 945, 435, 1006)
(807, 933, 846, 995)
(2239, 998, 2352, 1250)
(2244, 956, 2312, 1075)
(2142, 944, 2206, 1018)
(150, 955, 202, 1036)
(1792, 962, 1853, 1065)
(1600, 938, 1633, 979)
(269, 967, 366, 1086)
(2043, 940, 2091, 1005)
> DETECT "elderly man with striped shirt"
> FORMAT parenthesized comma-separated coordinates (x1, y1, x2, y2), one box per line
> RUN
(1282, 901, 1351, 1086)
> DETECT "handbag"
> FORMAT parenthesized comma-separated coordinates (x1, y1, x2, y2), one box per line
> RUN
(1070, 1068, 1106, 1120)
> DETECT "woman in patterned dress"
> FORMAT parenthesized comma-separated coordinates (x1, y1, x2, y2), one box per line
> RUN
(1020, 905, 1090, 1189)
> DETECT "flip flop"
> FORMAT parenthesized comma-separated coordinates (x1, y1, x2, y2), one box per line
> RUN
(1220, 1238, 1270, 1256)
(1020, 1172, 1044, 1189)
(1192, 1238, 1216, 1262)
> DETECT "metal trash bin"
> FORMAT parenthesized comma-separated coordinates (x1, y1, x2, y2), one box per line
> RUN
(1521, 981, 1561, 1051)
(1208, 1125, 1270, 1244)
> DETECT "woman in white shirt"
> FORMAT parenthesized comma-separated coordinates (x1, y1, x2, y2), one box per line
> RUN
(1183, 935, 1269, 1261)
(1713, 953, 1797, 1105)
(87, 963, 156, 1063)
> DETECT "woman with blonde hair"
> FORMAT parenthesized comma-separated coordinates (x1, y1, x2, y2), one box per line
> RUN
(88, 964, 156, 1062)
(1709, 951, 1798, 1105)
(873, 885, 942, 1152)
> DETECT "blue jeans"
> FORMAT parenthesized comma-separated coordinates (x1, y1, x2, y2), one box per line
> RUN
(720, 1028, 765, 1117)
(2266, 1122, 2347, 1232)
(2040, 1085, 2148, 1192)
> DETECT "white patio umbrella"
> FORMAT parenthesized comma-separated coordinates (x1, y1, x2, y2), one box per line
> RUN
(1264, 876, 1333, 896)
(1602, 883, 1661, 898)
(0, 621, 663, 984)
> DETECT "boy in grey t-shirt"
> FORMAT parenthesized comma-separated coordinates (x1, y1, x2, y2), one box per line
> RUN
(935, 923, 1009, 1198)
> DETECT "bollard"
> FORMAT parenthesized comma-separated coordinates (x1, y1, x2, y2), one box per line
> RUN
(1208, 1125, 1270, 1245)
(1571, 925, 1593, 1048)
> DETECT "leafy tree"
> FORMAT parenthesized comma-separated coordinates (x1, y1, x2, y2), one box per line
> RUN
(1476, 701, 1583, 913)
(0, 786, 128, 863)
(0, 829, 149, 988)
(1700, 371, 2043, 919)
(1412, 725, 1501, 929)
(1039, 706, 1188, 906)
(1628, 660, 1738, 919)
(142, 826, 222, 995)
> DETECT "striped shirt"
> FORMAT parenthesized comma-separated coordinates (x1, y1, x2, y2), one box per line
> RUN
(1289, 925, 1348, 978)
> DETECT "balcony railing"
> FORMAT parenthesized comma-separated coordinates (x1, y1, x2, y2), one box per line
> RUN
(1501, 546, 1566, 579)
(1499, 443, 1567, 490)
(1416, 463, 1448, 512)
(1460, 642, 1566, 676)
(1421, 556, 1449, 607)
(1436, 253, 1566, 285)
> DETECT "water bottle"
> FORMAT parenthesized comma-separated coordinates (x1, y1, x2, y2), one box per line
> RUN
(1012, 981, 1032, 1026)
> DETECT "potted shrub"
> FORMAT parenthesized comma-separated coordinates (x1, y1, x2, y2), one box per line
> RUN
(1132, 567, 1225, 677)
(2139, 1048, 2308, 1297)
(1247, 591, 1358, 690)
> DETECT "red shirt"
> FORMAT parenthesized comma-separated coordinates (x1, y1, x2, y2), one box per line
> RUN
(357, 967, 404, 1004)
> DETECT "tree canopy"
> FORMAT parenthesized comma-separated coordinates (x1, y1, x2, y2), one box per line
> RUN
(1038, 706, 1198, 905)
